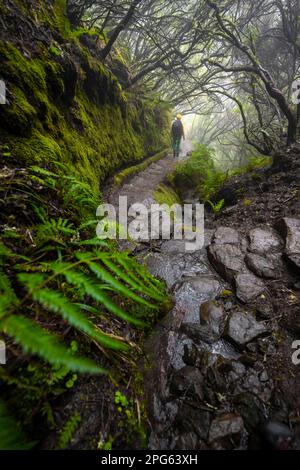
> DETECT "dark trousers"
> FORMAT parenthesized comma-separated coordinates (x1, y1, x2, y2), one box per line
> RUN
(172, 135, 182, 155)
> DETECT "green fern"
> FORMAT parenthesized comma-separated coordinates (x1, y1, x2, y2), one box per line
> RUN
(48, 261, 147, 327)
(0, 400, 33, 450)
(36, 218, 76, 244)
(207, 199, 225, 214)
(0, 315, 105, 374)
(21, 282, 129, 351)
(0, 242, 165, 374)
(1, 161, 168, 448)
(57, 413, 81, 449)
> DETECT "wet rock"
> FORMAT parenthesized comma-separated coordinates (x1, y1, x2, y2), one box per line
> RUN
(224, 301, 234, 311)
(276, 218, 300, 269)
(227, 361, 247, 383)
(170, 366, 204, 401)
(225, 311, 268, 347)
(160, 230, 213, 252)
(169, 335, 195, 371)
(200, 301, 227, 338)
(174, 432, 199, 450)
(241, 366, 273, 403)
(213, 226, 240, 245)
(175, 275, 222, 323)
(175, 404, 211, 441)
(211, 340, 241, 361)
(245, 252, 283, 279)
(208, 413, 245, 448)
(233, 393, 265, 433)
(183, 343, 210, 368)
(181, 323, 218, 344)
(152, 396, 178, 425)
(206, 356, 233, 394)
(248, 227, 283, 254)
(253, 293, 274, 319)
(161, 240, 192, 253)
(234, 272, 265, 303)
(207, 244, 246, 283)
(146, 253, 186, 288)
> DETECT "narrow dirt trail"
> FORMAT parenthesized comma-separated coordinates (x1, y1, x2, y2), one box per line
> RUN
(106, 152, 239, 449)
(107, 154, 178, 210)
(105, 149, 300, 450)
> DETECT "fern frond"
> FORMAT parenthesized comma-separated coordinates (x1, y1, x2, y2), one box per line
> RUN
(0, 315, 105, 374)
(99, 255, 164, 302)
(77, 253, 157, 309)
(30, 288, 129, 351)
(48, 262, 145, 327)
(116, 254, 164, 294)
(0, 242, 14, 260)
(0, 400, 33, 450)
(0, 270, 19, 318)
(30, 166, 59, 179)
(76, 238, 109, 247)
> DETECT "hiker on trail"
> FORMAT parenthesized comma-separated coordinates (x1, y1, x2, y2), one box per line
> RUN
(171, 114, 185, 158)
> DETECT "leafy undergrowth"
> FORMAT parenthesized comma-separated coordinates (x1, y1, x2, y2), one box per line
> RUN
(153, 183, 181, 207)
(0, 161, 170, 449)
(168, 144, 272, 204)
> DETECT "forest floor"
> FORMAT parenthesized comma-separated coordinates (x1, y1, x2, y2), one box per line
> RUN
(104, 143, 300, 450)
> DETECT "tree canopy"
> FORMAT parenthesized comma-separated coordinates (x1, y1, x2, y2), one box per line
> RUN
(67, 0, 300, 154)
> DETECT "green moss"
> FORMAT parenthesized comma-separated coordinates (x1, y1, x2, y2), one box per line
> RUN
(0, 42, 46, 93)
(0, 3, 170, 196)
(52, 0, 71, 38)
(11, 130, 63, 165)
(153, 183, 181, 206)
(49, 45, 62, 57)
(0, 86, 37, 135)
(114, 149, 169, 187)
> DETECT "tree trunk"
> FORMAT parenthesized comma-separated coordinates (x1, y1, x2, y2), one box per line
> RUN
(101, 0, 142, 61)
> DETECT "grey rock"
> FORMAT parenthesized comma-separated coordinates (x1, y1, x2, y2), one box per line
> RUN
(146, 253, 186, 288)
(207, 243, 246, 283)
(170, 366, 204, 401)
(234, 272, 265, 303)
(181, 323, 221, 345)
(253, 293, 274, 319)
(213, 226, 240, 245)
(225, 310, 268, 347)
(200, 301, 227, 337)
(176, 404, 211, 441)
(183, 343, 210, 368)
(241, 367, 273, 403)
(248, 227, 283, 254)
(245, 252, 283, 279)
(276, 218, 300, 269)
(233, 393, 265, 432)
(175, 275, 222, 323)
(174, 432, 199, 450)
(208, 413, 244, 444)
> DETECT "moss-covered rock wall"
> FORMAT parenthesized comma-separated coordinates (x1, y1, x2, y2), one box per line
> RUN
(0, 0, 171, 196)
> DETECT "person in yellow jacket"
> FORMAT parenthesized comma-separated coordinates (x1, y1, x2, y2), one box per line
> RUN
(171, 114, 185, 158)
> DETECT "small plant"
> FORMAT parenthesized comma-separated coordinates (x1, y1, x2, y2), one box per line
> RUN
(114, 390, 146, 446)
(115, 391, 129, 410)
(243, 198, 252, 206)
(220, 289, 233, 298)
(57, 413, 81, 449)
(207, 199, 225, 214)
(98, 435, 114, 450)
